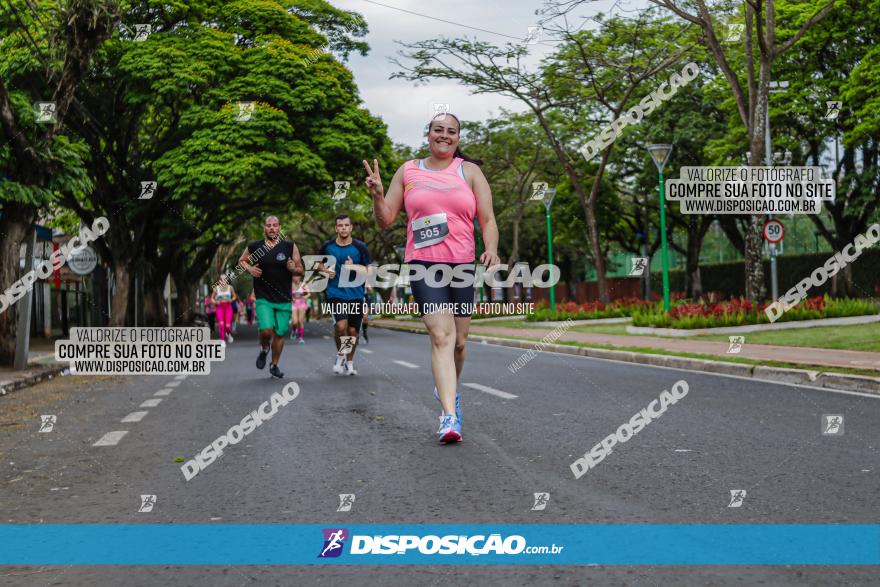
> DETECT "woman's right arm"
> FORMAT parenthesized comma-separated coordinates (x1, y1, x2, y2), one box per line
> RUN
(364, 159, 405, 230)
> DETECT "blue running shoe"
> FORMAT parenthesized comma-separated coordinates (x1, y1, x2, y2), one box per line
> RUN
(437, 414, 462, 443)
(433, 387, 461, 423)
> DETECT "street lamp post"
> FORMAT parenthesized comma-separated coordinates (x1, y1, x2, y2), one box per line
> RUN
(647, 144, 673, 313)
(543, 189, 557, 311)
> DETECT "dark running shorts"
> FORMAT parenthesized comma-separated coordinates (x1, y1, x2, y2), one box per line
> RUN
(327, 298, 365, 330)
(408, 260, 476, 317)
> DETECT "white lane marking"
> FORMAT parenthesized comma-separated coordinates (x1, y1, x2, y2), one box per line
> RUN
(477, 340, 880, 400)
(140, 398, 162, 408)
(674, 449, 692, 452)
(121, 411, 148, 423)
(93, 431, 128, 446)
(174, 375, 188, 380)
(165, 380, 182, 388)
(462, 382, 518, 399)
(360, 348, 373, 354)
(154, 388, 173, 396)
(393, 360, 418, 369)
(322, 335, 330, 339)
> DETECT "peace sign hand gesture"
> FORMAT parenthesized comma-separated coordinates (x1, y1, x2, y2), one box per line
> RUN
(362, 159, 383, 198)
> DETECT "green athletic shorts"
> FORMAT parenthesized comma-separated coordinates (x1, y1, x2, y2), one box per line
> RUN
(255, 299, 291, 336)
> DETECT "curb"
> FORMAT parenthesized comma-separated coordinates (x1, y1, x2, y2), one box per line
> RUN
(627, 313, 880, 337)
(374, 323, 880, 396)
(0, 364, 68, 397)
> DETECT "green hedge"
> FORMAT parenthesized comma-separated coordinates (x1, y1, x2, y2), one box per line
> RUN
(653, 249, 880, 297)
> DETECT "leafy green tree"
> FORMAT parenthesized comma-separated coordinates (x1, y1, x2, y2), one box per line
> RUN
(57, 0, 389, 325)
(393, 9, 692, 302)
(645, 0, 838, 301)
(0, 0, 117, 364)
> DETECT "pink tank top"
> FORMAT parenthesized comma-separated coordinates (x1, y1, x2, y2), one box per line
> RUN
(402, 157, 476, 263)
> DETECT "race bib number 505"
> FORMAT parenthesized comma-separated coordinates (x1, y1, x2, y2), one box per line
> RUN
(412, 213, 449, 249)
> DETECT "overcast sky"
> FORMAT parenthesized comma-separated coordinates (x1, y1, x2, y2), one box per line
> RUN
(331, 0, 629, 147)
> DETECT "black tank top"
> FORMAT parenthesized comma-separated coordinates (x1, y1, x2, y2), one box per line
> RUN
(247, 239, 294, 303)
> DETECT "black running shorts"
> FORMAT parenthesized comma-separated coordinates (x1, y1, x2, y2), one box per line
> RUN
(408, 261, 476, 317)
(327, 298, 365, 330)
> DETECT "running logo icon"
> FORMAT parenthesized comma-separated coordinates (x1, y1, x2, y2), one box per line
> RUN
(236, 101, 255, 122)
(727, 336, 745, 354)
(138, 494, 156, 512)
(724, 23, 744, 43)
(133, 24, 151, 41)
(531, 492, 550, 511)
(727, 489, 746, 508)
(337, 493, 355, 512)
(825, 101, 842, 120)
(338, 336, 356, 357)
(39, 415, 56, 433)
(525, 26, 543, 45)
(139, 181, 157, 200)
(319, 528, 348, 558)
(431, 102, 451, 120)
(333, 181, 349, 201)
(822, 414, 844, 435)
(530, 182, 548, 201)
(35, 102, 56, 124)
(629, 257, 648, 276)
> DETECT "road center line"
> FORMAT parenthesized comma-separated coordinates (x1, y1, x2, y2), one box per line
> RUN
(140, 398, 162, 408)
(121, 411, 148, 423)
(93, 431, 128, 446)
(165, 381, 182, 388)
(462, 382, 518, 399)
(174, 375, 188, 380)
(359, 348, 373, 354)
(393, 360, 419, 369)
(154, 389, 173, 396)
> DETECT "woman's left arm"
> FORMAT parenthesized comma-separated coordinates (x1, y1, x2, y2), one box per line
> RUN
(468, 162, 501, 267)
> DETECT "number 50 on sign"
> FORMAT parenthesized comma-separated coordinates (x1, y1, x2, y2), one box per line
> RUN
(763, 219, 784, 243)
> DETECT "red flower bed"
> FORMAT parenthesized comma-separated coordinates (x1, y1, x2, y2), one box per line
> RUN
(666, 295, 827, 320)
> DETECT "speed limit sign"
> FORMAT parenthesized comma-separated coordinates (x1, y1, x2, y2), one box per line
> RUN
(763, 219, 784, 243)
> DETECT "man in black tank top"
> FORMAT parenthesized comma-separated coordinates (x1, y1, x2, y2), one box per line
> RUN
(238, 216, 303, 378)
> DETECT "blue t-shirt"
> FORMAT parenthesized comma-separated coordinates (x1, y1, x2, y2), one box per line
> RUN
(319, 239, 372, 300)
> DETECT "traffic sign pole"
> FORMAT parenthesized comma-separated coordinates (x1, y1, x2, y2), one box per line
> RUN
(763, 219, 784, 300)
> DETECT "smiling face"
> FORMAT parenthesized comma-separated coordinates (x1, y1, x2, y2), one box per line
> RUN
(427, 114, 460, 159)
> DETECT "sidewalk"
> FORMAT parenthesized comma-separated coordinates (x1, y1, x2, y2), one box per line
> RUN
(372, 319, 880, 372)
(0, 341, 66, 396)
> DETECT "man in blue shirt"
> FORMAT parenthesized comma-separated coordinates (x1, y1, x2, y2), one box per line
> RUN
(317, 214, 372, 375)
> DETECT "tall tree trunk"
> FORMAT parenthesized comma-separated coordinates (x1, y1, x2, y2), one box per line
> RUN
(174, 279, 198, 325)
(110, 260, 131, 326)
(745, 65, 770, 302)
(506, 216, 522, 301)
(685, 238, 703, 298)
(685, 218, 712, 298)
(143, 284, 165, 326)
(584, 206, 608, 302)
(0, 203, 36, 365)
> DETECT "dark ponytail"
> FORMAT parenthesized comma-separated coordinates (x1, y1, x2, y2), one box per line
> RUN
(453, 146, 483, 166)
(427, 113, 484, 166)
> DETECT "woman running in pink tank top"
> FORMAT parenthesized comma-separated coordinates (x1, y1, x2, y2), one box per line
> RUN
(364, 113, 500, 444)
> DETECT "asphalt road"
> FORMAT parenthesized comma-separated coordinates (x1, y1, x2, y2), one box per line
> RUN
(1, 320, 878, 586)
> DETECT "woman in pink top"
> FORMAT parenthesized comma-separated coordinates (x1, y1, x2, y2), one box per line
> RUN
(364, 113, 500, 443)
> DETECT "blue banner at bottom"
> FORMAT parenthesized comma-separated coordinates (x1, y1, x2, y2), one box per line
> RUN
(0, 525, 877, 565)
